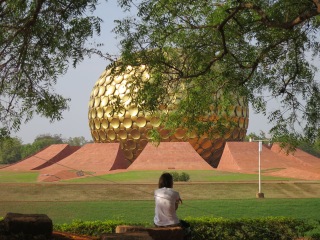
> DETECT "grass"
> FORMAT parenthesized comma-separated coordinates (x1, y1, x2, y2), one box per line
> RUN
(0, 169, 319, 227)
(1, 182, 319, 201)
(0, 171, 39, 183)
(1, 199, 319, 225)
(64, 170, 296, 183)
(0, 169, 296, 183)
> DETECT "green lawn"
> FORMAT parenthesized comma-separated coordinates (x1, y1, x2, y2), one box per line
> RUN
(1, 199, 319, 225)
(0, 171, 38, 183)
(0, 169, 319, 226)
(0, 169, 297, 183)
(65, 170, 297, 183)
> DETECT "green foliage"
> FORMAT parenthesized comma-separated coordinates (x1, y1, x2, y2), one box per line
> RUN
(52, 217, 317, 239)
(0, 0, 102, 133)
(179, 172, 190, 182)
(115, 0, 320, 145)
(186, 217, 315, 240)
(0, 128, 10, 140)
(245, 131, 268, 142)
(298, 138, 320, 158)
(0, 137, 22, 164)
(54, 219, 139, 236)
(305, 220, 320, 240)
(169, 171, 190, 182)
(65, 136, 90, 146)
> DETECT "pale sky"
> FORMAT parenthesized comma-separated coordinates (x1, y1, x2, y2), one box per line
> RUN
(14, 1, 277, 144)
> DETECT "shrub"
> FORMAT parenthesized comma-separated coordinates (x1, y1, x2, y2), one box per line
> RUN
(53, 217, 317, 239)
(54, 219, 131, 236)
(169, 171, 190, 182)
(179, 172, 190, 182)
(305, 220, 320, 240)
(186, 217, 315, 240)
(170, 171, 180, 182)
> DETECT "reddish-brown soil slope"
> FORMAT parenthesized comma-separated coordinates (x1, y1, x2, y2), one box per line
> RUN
(217, 142, 320, 180)
(0, 144, 79, 171)
(128, 142, 213, 170)
(38, 143, 130, 182)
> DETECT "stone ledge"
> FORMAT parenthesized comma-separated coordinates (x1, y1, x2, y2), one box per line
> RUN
(3, 212, 53, 238)
(109, 225, 185, 240)
(101, 232, 152, 240)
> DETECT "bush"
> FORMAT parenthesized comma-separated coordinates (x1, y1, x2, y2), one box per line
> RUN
(169, 171, 190, 182)
(179, 172, 190, 182)
(54, 219, 130, 236)
(170, 171, 180, 182)
(186, 217, 315, 240)
(305, 220, 320, 240)
(53, 217, 317, 239)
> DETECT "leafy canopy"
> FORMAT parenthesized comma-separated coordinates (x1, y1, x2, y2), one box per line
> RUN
(114, 0, 320, 145)
(0, 0, 102, 134)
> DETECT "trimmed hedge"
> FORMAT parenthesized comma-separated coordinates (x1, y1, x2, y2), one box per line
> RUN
(187, 217, 314, 240)
(53, 217, 317, 239)
(54, 220, 128, 236)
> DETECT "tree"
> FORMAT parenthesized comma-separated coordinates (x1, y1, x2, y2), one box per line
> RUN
(65, 136, 89, 146)
(297, 136, 320, 157)
(114, 0, 320, 146)
(0, 0, 104, 135)
(0, 137, 23, 164)
(244, 131, 267, 142)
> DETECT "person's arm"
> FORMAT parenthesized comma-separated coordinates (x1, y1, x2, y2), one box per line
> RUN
(175, 197, 182, 210)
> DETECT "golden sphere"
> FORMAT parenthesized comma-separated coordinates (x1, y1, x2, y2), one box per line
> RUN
(88, 65, 249, 167)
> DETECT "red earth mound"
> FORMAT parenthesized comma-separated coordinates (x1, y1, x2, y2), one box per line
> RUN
(0, 144, 79, 171)
(38, 143, 130, 182)
(128, 142, 213, 170)
(217, 142, 320, 180)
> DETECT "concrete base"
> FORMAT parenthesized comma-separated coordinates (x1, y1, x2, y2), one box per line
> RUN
(256, 192, 265, 198)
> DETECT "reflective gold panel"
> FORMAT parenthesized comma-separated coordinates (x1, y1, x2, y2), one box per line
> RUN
(107, 130, 116, 140)
(131, 128, 141, 139)
(96, 107, 104, 118)
(110, 118, 120, 128)
(136, 117, 147, 127)
(101, 119, 108, 129)
(123, 118, 133, 128)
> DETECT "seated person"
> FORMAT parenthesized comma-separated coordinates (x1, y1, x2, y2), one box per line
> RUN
(154, 172, 182, 227)
(154, 172, 191, 240)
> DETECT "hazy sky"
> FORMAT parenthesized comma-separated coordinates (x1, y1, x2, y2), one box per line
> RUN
(14, 1, 277, 144)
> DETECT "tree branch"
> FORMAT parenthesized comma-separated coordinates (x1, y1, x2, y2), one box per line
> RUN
(240, 1, 320, 29)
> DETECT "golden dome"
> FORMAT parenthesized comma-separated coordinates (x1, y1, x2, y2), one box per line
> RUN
(88, 65, 249, 167)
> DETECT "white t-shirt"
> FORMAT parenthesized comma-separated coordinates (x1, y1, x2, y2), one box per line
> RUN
(154, 187, 180, 226)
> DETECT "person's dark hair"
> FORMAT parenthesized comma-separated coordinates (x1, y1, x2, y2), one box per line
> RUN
(158, 173, 173, 188)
